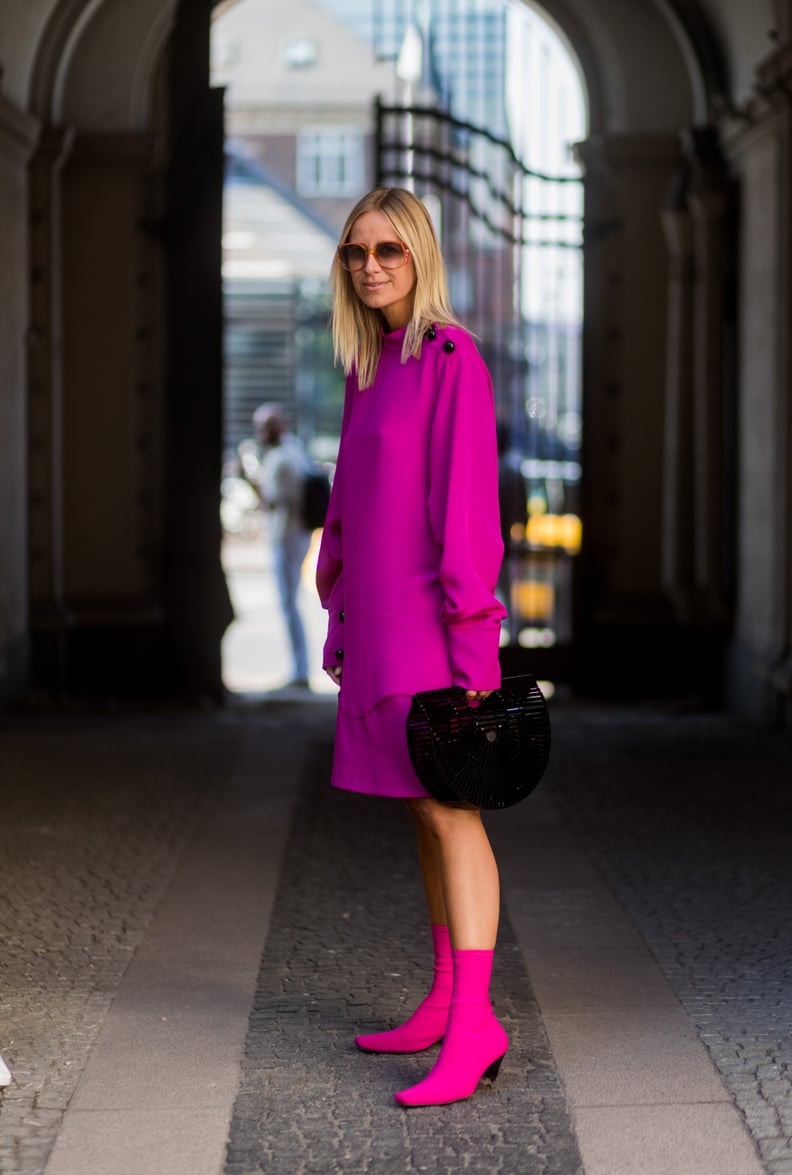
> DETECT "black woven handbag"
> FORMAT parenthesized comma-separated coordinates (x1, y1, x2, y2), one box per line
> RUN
(406, 675, 551, 809)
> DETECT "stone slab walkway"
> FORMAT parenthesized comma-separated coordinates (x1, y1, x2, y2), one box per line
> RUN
(224, 745, 582, 1175)
(0, 699, 788, 1174)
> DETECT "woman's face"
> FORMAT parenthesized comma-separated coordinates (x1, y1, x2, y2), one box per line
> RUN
(345, 210, 416, 330)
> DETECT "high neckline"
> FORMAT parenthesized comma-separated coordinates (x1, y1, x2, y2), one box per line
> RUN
(381, 324, 407, 351)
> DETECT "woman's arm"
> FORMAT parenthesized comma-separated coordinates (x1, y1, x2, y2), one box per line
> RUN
(316, 494, 345, 679)
(316, 374, 355, 679)
(428, 335, 507, 692)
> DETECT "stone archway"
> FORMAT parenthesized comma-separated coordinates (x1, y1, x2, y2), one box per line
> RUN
(21, 0, 736, 700)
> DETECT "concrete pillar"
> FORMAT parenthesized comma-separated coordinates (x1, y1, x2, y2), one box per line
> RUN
(26, 129, 171, 694)
(575, 133, 684, 694)
(722, 41, 792, 720)
(685, 127, 734, 623)
(164, 0, 231, 700)
(27, 126, 74, 688)
(660, 128, 735, 634)
(0, 92, 40, 703)
(59, 133, 162, 607)
(661, 177, 696, 616)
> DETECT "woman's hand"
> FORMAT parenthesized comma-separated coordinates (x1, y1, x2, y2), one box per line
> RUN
(465, 689, 492, 702)
(325, 665, 343, 686)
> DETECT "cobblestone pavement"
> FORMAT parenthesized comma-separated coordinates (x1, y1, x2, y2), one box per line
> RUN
(549, 707, 792, 1175)
(0, 713, 237, 1175)
(224, 745, 583, 1175)
(2, 702, 792, 1175)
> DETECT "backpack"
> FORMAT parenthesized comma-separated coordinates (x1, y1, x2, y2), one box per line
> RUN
(301, 465, 331, 531)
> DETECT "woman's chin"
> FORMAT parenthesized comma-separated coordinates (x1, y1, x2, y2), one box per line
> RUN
(358, 290, 391, 310)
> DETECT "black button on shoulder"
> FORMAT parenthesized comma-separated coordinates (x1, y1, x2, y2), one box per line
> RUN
(443, 339, 455, 353)
(335, 649, 344, 661)
(426, 326, 437, 340)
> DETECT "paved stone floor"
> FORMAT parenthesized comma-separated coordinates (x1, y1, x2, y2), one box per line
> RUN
(225, 746, 582, 1175)
(0, 698, 789, 1174)
(0, 714, 238, 1175)
(551, 708, 792, 1175)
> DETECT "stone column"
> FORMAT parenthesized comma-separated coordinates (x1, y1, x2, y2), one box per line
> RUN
(722, 40, 792, 719)
(660, 128, 735, 630)
(661, 168, 696, 617)
(685, 127, 734, 623)
(27, 126, 74, 689)
(164, 0, 231, 700)
(575, 133, 685, 694)
(0, 91, 40, 703)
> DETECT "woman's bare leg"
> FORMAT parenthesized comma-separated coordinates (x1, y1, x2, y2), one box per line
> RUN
(409, 805, 448, 926)
(405, 798, 499, 949)
(394, 797, 507, 1105)
(355, 802, 455, 1053)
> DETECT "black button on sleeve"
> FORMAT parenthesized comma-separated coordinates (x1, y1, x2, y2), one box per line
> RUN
(339, 610, 345, 623)
(335, 649, 344, 661)
(443, 339, 455, 353)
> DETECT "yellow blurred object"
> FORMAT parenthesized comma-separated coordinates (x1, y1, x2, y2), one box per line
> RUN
(513, 580, 555, 621)
(525, 512, 582, 553)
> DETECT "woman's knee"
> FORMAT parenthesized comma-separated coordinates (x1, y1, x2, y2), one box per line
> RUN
(406, 796, 481, 839)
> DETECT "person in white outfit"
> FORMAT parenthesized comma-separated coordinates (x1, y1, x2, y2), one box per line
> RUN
(252, 404, 312, 688)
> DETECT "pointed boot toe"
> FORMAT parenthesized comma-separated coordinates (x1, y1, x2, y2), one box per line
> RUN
(394, 1018, 508, 1107)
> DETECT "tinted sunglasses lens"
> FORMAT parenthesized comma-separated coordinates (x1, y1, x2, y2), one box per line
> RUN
(375, 242, 406, 267)
(339, 244, 366, 270)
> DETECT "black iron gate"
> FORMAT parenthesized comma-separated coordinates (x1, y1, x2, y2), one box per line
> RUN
(375, 96, 583, 682)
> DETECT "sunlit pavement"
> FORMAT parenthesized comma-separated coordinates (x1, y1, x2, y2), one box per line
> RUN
(1, 577, 791, 1173)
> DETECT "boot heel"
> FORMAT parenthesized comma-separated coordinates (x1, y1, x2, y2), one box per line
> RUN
(482, 1053, 505, 1084)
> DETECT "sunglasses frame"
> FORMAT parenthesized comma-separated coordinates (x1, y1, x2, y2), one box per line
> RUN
(337, 240, 410, 271)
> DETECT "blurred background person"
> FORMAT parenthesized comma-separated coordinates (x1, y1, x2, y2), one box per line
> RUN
(249, 404, 312, 689)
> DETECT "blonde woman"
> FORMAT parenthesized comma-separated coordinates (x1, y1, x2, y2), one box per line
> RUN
(316, 188, 508, 1107)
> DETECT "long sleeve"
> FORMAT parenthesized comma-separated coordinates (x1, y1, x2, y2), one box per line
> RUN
(427, 340, 507, 690)
(316, 375, 354, 669)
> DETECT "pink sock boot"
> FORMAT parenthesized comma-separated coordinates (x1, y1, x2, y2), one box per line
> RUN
(394, 948, 508, 1106)
(355, 925, 452, 1053)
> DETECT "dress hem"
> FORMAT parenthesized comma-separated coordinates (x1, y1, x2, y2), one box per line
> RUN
(330, 776, 429, 800)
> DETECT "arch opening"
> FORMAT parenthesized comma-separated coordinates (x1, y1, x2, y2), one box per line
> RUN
(212, 0, 588, 693)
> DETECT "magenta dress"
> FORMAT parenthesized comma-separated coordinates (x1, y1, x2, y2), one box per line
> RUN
(316, 324, 507, 798)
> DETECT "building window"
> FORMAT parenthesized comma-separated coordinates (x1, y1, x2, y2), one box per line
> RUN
(296, 128, 364, 198)
(282, 38, 318, 68)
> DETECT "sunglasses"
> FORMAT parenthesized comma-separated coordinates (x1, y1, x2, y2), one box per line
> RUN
(337, 241, 410, 272)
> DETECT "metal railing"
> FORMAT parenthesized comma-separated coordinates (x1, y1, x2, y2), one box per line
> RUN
(374, 95, 583, 659)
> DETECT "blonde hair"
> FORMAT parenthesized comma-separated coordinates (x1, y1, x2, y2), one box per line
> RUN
(330, 187, 463, 389)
